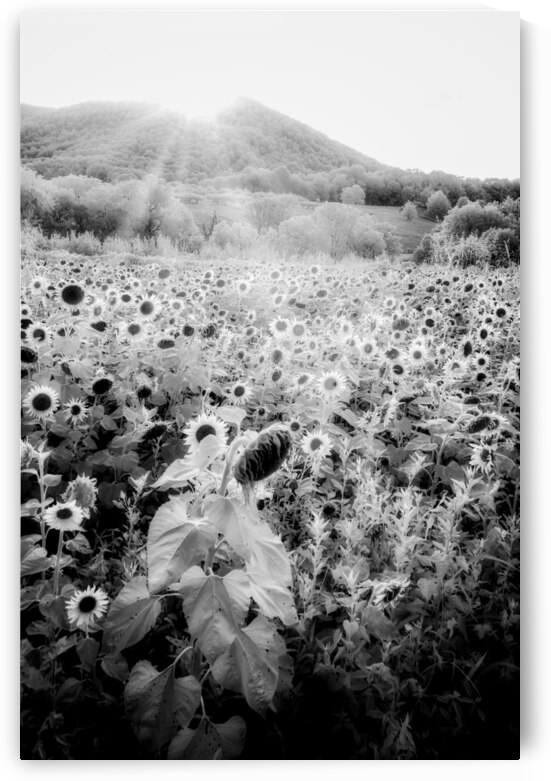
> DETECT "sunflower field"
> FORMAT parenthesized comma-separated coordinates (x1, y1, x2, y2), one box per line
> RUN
(20, 249, 520, 759)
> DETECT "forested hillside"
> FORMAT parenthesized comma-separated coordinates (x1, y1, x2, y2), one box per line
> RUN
(21, 99, 519, 208)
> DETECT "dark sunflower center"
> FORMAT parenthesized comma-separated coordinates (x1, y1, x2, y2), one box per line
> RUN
(234, 386, 245, 398)
(32, 393, 53, 412)
(413, 351, 423, 360)
(310, 437, 322, 451)
(71, 405, 82, 415)
(128, 323, 141, 335)
(33, 328, 46, 341)
(21, 347, 38, 363)
(78, 596, 97, 614)
(158, 339, 175, 349)
(56, 507, 73, 520)
(92, 379, 112, 395)
(140, 301, 154, 315)
(61, 285, 85, 306)
(195, 424, 216, 443)
(324, 378, 338, 390)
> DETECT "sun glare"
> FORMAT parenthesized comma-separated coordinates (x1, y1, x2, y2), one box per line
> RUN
(162, 91, 238, 119)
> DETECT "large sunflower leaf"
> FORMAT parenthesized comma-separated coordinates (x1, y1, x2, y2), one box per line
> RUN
(124, 660, 201, 751)
(147, 496, 217, 593)
(167, 716, 246, 760)
(102, 577, 161, 655)
(207, 497, 292, 588)
(179, 571, 278, 714)
(211, 615, 279, 715)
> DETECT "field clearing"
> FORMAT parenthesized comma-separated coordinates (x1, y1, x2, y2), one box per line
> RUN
(184, 190, 435, 255)
(20, 250, 519, 759)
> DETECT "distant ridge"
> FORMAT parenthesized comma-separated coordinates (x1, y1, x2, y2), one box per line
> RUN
(20, 97, 383, 183)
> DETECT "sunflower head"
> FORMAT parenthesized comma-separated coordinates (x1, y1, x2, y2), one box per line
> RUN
(23, 384, 60, 420)
(66, 585, 109, 631)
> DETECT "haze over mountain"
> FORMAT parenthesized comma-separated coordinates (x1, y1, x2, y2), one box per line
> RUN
(20, 98, 383, 182)
(20, 98, 519, 209)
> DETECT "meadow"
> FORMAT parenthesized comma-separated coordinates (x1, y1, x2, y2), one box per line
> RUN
(20, 248, 520, 759)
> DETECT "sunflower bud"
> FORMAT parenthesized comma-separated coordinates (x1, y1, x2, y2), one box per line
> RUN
(234, 425, 292, 485)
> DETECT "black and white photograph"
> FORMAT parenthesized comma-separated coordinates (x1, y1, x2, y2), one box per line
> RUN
(18, 6, 523, 762)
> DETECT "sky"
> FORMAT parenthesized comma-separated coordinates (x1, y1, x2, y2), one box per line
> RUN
(20, 9, 519, 180)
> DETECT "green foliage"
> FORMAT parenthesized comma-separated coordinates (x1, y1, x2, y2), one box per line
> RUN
(21, 101, 520, 209)
(426, 189, 452, 221)
(443, 201, 511, 238)
(341, 184, 365, 205)
(401, 200, 417, 221)
(21, 248, 520, 759)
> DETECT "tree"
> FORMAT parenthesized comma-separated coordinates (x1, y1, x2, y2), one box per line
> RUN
(351, 219, 385, 259)
(211, 220, 256, 250)
(315, 203, 358, 259)
(442, 201, 510, 238)
(341, 184, 365, 206)
(425, 190, 451, 221)
(20, 167, 56, 223)
(402, 201, 417, 221)
(277, 215, 324, 255)
(374, 222, 403, 258)
(249, 193, 294, 235)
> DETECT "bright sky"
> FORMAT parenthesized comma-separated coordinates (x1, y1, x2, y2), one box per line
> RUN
(20, 9, 519, 179)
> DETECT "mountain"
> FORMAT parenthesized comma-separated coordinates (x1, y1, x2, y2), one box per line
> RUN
(20, 98, 384, 184)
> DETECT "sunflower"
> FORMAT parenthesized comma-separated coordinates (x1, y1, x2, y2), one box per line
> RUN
(27, 324, 50, 346)
(62, 474, 98, 514)
(91, 374, 114, 396)
(29, 276, 47, 297)
(66, 585, 109, 632)
(469, 441, 497, 475)
(358, 338, 378, 361)
(63, 397, 89, 425)
(236, 280, 251, 296)
(43, 500, 84, 532)
(317, 371, 348, 401)
(121, 321, 147, 343)
(23, 384, 60, 420)
(136, 294, 159, 321)
(300, 429, 332, 462)
(270, 317, 291, 341)
(184, 413, 228, 455)
(289, 320, 307, 341)
(409, 343, 427, 366)
(228, 381, 253, 405)
(60, 283, 86, 310)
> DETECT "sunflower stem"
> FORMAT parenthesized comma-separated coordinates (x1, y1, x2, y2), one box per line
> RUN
(53, 531, 64, 597)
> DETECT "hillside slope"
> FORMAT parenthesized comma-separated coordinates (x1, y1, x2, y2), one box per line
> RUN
(20, 98, 383, 183)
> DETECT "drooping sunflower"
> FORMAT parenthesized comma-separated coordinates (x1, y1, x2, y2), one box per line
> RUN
(91, 374, 114, 396)
(43, 500, 84, 532)
(22, 384, 60, 420)
(66, 585, 109, 631)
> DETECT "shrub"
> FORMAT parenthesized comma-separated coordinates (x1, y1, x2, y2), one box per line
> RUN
(401, 201, 417, 221)
(443, 202, 510, 238)
(425, 190, 451, 221)
(451, 234, 492, 267)
(66, 231, 102, 256)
